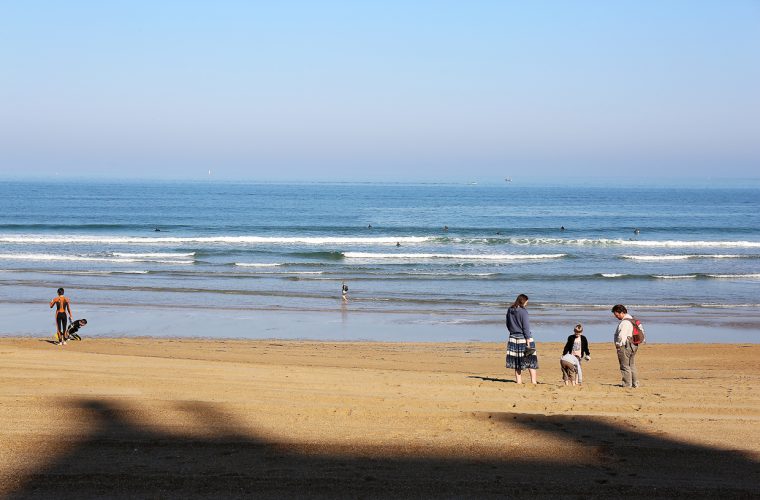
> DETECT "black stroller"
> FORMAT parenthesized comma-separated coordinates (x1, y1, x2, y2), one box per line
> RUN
(65, 319, 88, 341)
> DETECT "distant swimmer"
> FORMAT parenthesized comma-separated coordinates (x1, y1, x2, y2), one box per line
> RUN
(154, 227, 161, 232)
(496, 231, 502, 235)
(368, 224, 372, 229)
(341, 281, 349, 303)
(396, 242, 401, 247)
(560, 226, 565, 231)
(443, 225, 448, 231)
(634, 228, 640, 235)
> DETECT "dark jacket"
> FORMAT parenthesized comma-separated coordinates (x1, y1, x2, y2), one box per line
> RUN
(563, 334, 590, 357)
(66, 320, 85, 335)
(506, 306, 531, 338)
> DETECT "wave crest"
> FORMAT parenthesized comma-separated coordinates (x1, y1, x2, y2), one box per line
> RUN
(343, 252, 566, 261)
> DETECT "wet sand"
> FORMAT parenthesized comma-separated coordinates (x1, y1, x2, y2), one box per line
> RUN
(1, 338, 758, 498)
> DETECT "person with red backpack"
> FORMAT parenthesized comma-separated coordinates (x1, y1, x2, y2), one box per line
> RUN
(611, 304, 641, 388)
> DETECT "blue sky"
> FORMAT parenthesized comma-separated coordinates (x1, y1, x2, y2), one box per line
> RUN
(1, 1, 758, 181)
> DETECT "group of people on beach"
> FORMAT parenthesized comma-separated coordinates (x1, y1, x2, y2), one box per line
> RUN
(48, 284, 639, 389)
(505, 293, 640, 388)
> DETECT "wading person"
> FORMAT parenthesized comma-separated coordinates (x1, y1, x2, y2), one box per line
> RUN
(505, 293, 538, 384)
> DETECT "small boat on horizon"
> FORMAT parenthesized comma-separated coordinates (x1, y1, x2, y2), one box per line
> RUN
(505, 177, 512, 182)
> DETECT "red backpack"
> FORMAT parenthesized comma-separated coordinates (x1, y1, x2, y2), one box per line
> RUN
(627, 318, 646, 345)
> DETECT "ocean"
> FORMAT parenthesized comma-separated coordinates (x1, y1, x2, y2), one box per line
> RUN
(1, 180, 759, 342)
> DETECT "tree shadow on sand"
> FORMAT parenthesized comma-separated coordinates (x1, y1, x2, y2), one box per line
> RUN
(7, 398, 758, 499)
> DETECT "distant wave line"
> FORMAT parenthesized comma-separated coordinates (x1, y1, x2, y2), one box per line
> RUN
(706, 274, 760, 279)
(622, 254, 754, 261)
(113, 252, 195, 258)
(3, 234, 760, 249)
(652, 274, 698, 279)
(622, 240, 760, 248)
(343, 252, 567, 260)
(450, 237, 760, 248)
(0, 235, 431, 245)
(0, 253, 193, 265)
(255, 271, 324, 275)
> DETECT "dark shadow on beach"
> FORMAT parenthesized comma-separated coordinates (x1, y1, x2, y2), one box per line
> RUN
(487, 411, 760, 497)
(7, 399, 758, 499)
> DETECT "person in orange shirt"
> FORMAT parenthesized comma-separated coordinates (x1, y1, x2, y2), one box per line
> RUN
(49, 287, 72, 345)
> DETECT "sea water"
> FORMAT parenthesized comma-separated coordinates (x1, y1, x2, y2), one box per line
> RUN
(1, 180, 759, 342)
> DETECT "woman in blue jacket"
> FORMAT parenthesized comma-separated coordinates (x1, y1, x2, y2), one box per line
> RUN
(506, 293, 538, 384)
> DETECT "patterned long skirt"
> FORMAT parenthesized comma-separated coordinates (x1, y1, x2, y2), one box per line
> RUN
(506, 334, 539, 370)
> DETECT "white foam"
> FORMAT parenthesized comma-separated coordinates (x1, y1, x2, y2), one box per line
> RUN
(0, 235, 431, 245)
(699, 303, 760, 308)
(0, 253, 192, 265)
(653, 274, 698, 279)
(623, 254, 748, 261)
(601, 273, 626, 278)
(113, 252, 195, 258)
(234, 263, 282, 267)
(707, 274, 760, 279)
(2, 233, 759, 248)
(457, 237, 760, 248)
(343, 252, 566, 260)
(396, 271, 499, 277)
(252, 271, 323, 275)
(624, 255, 690, 261)
(623, 240, 760, 248)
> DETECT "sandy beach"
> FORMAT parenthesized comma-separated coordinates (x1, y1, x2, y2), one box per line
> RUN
(1, 338, 758, 498)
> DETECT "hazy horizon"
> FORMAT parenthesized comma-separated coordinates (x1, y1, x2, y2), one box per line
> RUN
(1, 1, 758, 182)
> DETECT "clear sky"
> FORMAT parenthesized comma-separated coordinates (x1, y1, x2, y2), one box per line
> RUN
(1, 1, 758, 182)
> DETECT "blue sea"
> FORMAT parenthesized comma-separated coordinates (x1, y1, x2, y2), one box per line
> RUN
(1, 180, 759, 342)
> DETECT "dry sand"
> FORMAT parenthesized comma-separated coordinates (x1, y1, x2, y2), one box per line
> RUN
(1, 338, 758, 498)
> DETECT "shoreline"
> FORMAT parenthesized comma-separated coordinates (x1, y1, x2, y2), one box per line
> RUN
(3, 334, 759, 346)
(1, 338, 758, 497)
(3, 301, 760, 343)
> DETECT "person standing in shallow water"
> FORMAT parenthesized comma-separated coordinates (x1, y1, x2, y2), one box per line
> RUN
(505, 293, 538, 384)
(341, 281, 349, 303)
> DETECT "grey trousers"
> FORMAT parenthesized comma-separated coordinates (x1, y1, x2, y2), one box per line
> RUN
(616, 342, 639, 387)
